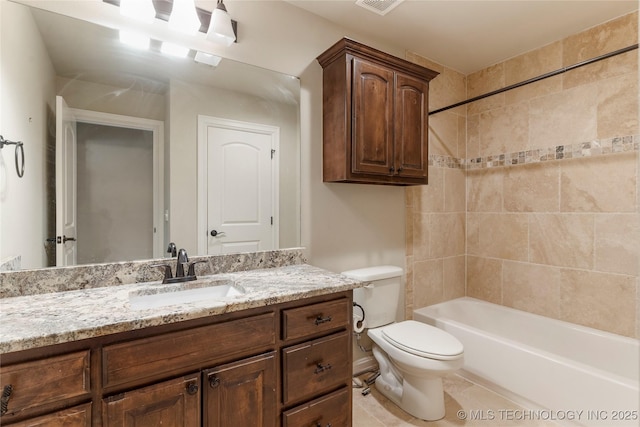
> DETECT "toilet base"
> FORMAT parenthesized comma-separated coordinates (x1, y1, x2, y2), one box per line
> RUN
(375, 373, 446, 421)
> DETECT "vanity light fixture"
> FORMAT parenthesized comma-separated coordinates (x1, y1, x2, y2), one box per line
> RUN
(168, 0, 201, 35)
(119, 0, 155, 23)
(206, 0, 237, 46)
(194, 51, 222, 67)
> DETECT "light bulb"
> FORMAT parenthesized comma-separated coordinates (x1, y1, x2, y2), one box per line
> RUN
(120, 0, 155, 24)
(206, 0, 236, 47)
(195, 51, 222, 67)
(168, 0, 201, 35)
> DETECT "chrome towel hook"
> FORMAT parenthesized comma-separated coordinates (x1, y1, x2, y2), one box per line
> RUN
(0, 135, 25, 178)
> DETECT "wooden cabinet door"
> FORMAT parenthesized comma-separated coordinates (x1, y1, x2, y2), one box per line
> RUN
(102, 374, 200, 427)
(352, 57, 395, 176)
(394, 72, 429, 179)
(203, 352, 276, 427)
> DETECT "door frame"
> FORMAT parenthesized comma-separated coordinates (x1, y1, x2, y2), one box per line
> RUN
(69, 108, 165, 259)
(196, 115, 280, 255)
(55, 96, 78, 266)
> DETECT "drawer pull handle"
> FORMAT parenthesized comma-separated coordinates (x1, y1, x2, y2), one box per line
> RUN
(209, 376, 221, 388)
(315, 423, 332, 427)
(314, 315, 332, 325)
(1, 385, 13, 415)
(186, 382, 199, 395)
(314, 363, 332, 374)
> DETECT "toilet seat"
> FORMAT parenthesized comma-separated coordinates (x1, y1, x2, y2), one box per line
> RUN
(381, 320, 463, 361)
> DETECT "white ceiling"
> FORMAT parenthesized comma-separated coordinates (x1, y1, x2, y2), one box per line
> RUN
(286, 0, 639, 74)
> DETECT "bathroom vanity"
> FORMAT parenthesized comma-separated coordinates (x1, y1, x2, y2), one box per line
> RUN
(0, 251, 361, 426)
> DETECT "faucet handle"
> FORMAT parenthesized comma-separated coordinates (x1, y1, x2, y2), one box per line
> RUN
(187, 260, 207, 278)
(150, 263, 173, 283)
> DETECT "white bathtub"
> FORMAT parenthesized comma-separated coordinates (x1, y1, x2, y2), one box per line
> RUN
(413, 297, 639, 427)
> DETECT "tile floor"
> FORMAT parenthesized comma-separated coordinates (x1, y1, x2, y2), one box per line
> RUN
(352, 374, 560, 426)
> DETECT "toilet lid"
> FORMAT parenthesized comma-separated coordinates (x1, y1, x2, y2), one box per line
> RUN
(381, 320, 463, 360)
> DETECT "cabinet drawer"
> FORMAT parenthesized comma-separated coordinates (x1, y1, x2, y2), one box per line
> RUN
(282, 331, 350, 405)
(103, 313, 274, 391)
(282, 387, 350, 427)
(282, 298, 350, 341)
(7, 403, 92, 427)
(0, 351, 90, 419)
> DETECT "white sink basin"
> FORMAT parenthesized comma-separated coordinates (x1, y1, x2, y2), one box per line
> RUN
(129, 280, 245, 310)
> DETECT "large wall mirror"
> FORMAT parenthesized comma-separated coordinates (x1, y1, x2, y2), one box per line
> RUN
(0, 0, 301, 271)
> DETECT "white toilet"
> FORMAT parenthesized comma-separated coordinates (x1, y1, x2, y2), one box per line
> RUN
(342, 266, 464, 421)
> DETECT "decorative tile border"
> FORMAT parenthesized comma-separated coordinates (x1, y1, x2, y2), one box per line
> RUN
(429, 135, 639, 170)
(428, 154, 465, 169)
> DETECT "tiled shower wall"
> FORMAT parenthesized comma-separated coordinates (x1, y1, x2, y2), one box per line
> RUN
(406, 11, 639, 338)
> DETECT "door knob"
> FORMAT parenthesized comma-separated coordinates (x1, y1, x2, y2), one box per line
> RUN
(56, 235, 76, 243)
(210, 230, 226, 237)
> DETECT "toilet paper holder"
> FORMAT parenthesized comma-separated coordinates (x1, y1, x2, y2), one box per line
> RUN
(353, 302, 365, 330)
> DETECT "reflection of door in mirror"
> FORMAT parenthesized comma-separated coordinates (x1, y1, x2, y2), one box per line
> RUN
(197, 116, 279, 255)
(54, 104, 165, 266)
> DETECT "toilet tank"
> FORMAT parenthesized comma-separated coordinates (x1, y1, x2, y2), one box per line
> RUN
(341, 266, 403, 329)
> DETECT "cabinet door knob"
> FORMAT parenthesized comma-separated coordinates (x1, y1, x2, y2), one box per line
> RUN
(186, 382, 199, 395)
(209, 376, 221, 388)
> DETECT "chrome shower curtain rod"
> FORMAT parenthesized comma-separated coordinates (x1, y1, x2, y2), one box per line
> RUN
(428, 43, 639, 116)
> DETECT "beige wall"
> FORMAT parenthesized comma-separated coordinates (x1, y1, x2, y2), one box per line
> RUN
(0, 0, 56, 269)
(407, 11, 639, 339)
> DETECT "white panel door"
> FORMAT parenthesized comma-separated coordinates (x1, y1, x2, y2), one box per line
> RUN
(55, 96, 77, 266)
(200, 117, 279, 255)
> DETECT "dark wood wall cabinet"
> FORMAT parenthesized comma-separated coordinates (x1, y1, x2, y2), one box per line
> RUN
(0, 291, 353, 426)
(317, 38, 439, 186)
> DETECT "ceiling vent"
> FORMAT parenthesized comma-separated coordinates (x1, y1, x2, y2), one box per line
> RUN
(355, 0, 404, 16)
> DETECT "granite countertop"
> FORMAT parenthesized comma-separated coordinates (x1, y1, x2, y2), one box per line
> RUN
(0, 264, 362, 354)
